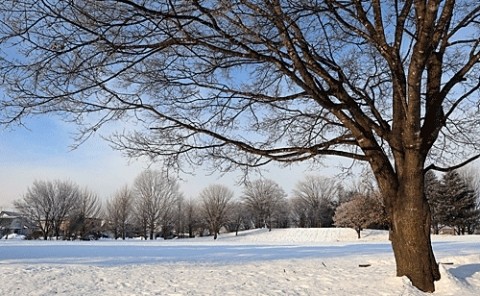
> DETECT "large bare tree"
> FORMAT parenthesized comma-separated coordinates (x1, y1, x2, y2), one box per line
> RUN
(1, 1, 480, 291)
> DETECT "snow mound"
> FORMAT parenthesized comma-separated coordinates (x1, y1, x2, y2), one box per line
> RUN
(0, 233, 25, 240)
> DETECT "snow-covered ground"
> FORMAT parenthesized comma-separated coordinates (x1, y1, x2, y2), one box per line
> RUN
(0, 228, 479, 295)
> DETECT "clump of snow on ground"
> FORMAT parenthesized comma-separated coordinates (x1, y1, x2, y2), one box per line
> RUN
(0, 233, 25, 240)
(1, 228, 479, 295)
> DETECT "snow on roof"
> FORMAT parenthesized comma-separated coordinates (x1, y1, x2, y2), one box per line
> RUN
(0, 211, 22, 218)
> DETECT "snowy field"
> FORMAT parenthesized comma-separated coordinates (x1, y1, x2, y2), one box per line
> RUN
(1, 228, 479, 296)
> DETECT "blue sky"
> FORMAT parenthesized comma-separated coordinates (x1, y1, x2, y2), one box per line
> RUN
(0, 115, 343, 210)
(0, 116, 143, 208)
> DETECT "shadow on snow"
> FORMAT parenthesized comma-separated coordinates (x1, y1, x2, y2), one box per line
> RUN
(0, 242, 393, 266)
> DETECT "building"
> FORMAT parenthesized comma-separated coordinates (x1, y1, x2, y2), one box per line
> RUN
(0, 211, 33, 238)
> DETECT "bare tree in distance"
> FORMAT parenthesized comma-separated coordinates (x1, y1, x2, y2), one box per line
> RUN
(272, 197, 291, 229)
(15, 180, 80, 240)
(106, 186, 133, 240)
(184, 198, 201, 238)
(228, 200, 253, 236)
(1, 1, 480, 291)
(14, 180, 56, 240)
(133, 170, 160, 239)
(133, 170, 181, 239)
(242, 179, 287, 231)
(292, 175, 338, 227)
(173, 195, 185, 238)
(67, 188, 103, 240)
(50, 180, 81, 239)
(132, 197, 149, 240)
(199, 184, 233, 240)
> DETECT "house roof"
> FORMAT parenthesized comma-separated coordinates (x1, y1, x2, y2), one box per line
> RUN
(0, 211, 22, 218)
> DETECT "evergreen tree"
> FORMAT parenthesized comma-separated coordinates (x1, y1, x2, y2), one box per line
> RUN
(440, 171, 480, 235)
(424, 171, 443, 234)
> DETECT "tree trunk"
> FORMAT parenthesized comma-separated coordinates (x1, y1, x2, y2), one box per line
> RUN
(188, 225, 194, 238)
(432, 224, 439, 235)
(387, 166, 440, 292)
(356, 227, 361, 239)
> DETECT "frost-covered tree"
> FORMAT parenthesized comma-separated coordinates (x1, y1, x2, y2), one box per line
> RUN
(50, 181, 81, 239)
(242, 179, 287, 231)
(15, 180, 80, 240)
(184, 198, 201, 238)
(333, 192, 386, 239)
(106, 186, 133, 240)
(67, 188, 103, 240)
(199, 184, 233, 240)
(14, 181, 54, 240)
(133, 170, 181, 239)
(440, 170, 480, 235)
(272, 197, 291, 229)
(424, 171, 443, 234)
(227, 201, 252, 236)
(458, 168, 480, 234)
(291, 175, 337, 227)
(172, 195, 185, 238)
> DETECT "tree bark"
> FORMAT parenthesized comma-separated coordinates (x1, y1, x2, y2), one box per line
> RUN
(387, 166, 440, 292)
